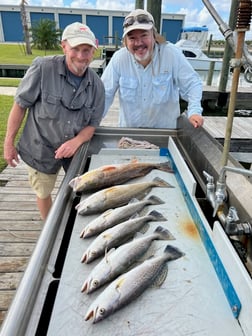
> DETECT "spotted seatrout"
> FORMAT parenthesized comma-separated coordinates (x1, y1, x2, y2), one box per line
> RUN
(76, 177, 174, 215)
(84, 245, 185, 323)
(80, 210, 167, 264)
(69, 160, 173, 193)
(81, 226, 175, 294)
(80, 195, 164, 238)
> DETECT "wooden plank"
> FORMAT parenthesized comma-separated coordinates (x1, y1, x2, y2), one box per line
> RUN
(203, 117, 252, 139)
(0, 291, 15, 310)
(0, 273, 23, 290)
(0, 256, 30, 273)
(0, 231, 40, 243)
(0, 221, 43, 231)
(0, 211, 41, 221)
(0, 243, 36, 256)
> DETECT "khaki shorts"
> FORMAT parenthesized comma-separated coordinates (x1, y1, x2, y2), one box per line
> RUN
(26, 165, 58, 199)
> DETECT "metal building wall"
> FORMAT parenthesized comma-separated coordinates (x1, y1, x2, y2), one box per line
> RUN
(58, 13, 82, 30)
(1, 11, 22, 42)
(86, 15, 108, 46)
(0, 5, 185, 44)
(162, 19, 184, 43)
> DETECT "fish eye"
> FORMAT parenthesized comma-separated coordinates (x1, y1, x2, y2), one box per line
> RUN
(91, 251, 97, 257)
(99, 307, 106, 316)
(92, 279, 99, 287)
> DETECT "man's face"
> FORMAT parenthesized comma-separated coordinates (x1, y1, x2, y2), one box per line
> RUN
(125, 29, 155, 65)
(61, 41, 95, 76)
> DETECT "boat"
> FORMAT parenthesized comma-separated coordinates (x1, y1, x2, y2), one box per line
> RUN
(175, 26, 223, 72)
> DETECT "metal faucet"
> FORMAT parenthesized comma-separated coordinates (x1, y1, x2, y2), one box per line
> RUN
(203, 170, 227, 217)
(203, 166, 252, 236)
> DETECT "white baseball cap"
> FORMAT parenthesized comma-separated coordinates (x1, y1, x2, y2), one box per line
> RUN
(123, 9, 154, 37)
(62, 22, 97, 49)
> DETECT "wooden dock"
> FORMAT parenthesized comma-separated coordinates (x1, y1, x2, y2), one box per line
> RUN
(0, 162, 64, 326)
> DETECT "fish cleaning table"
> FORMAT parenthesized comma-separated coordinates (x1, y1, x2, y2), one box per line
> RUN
(47, 141, 244, 335)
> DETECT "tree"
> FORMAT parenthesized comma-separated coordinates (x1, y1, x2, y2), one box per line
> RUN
(30, 19, 62, 52)
(20, 0, 32, 55)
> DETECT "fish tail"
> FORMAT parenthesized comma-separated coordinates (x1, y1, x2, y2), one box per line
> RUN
(163, 245, 185, 261)
(147, 195, 165, 205)
(157, 161, 174, 173)
(153, 177, 175, 188)
(154, 225, 175, 240)
(148, 210, 167, 222)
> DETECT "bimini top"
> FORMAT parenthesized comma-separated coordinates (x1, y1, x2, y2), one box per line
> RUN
(181, 26, 209, 33)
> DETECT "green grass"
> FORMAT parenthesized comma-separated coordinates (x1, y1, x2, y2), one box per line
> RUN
(0, 78, 21, 87)
(0, 43, 102, 64)
(0, 95, 14, 172)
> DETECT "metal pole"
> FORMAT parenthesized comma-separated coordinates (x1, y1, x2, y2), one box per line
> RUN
(147, 0, 162, 33)
(221, 0, 252, 166)
(135, 0, 144, 8)
(221, 31, 245, 166)
(218, 0, 239, 94)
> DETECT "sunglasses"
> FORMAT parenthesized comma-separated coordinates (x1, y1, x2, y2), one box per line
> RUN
(123, 14, 154, 28)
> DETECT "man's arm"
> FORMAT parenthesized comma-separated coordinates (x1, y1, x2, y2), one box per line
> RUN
(4, 102, 26, 167)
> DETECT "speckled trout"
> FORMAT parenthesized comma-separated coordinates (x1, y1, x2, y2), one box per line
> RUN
(80, 195, 164, 238)
(81, 226, 175, 294)
(84, 245, 185, 323)
(69, 160, 173, 193)
(76, 177, 174, 215)
(80, 210, 167, 264)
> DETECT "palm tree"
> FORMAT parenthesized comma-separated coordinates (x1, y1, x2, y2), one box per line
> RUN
(30, 19, 62, 53)
(20, 0, 32, 55)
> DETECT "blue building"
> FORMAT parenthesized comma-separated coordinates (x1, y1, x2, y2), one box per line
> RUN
(0, 5, 185, 45)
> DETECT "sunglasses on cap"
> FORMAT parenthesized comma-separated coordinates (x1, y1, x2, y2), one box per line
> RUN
(123, 14, 154, 28)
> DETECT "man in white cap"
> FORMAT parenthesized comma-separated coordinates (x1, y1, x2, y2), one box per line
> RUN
(4, 22, 105, 220)
(101, 9, 203, 129)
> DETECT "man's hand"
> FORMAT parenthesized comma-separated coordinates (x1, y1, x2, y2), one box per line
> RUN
(189, 114, 204, 128)
(4, 143, 20, 167)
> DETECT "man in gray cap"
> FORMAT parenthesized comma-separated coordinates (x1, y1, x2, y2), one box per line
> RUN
(102, 9, 203, 129)
(4, 22, 105, 220)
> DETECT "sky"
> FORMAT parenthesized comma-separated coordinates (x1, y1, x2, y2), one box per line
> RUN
(1, 0, 252, 40)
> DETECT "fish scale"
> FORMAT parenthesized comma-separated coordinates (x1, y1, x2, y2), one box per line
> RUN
(76, 177, 174, 215)
(84, 245, 185, 324)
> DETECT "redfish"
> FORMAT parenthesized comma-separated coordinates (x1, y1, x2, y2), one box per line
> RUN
(69, 160, 173, 193)
(75, 177, 174, 215)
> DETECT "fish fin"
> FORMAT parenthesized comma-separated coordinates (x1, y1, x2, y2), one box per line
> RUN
(129, 212, 140, 220)
(157, 161, 174, 173)
(147, 210, 167, 222)
(130, 157, 138, 163)
(104, 248, 115, 262)
(164, 245, 185, 261)
(115, 276, 126, 290)
(139, 223, 150, 234)
(128, 198, 140, 204)
(147, 195, 165, 205)
(102, 208, 114, 218)
(153, 177, 175, 188)
(151, 264, 169, 288)
(101, 165, 118, 172)
(154, 225, 175, 240)
(68, 176, 76, 188)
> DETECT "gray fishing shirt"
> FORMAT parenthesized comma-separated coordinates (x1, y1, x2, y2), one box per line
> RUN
(16, 55, 105, 174)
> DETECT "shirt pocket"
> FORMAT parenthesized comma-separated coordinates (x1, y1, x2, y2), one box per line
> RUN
(152, 73, 174, 104)
(119, 77, 138, 103)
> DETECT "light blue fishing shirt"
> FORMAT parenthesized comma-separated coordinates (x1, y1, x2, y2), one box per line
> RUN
(101, 42, 203, 128)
